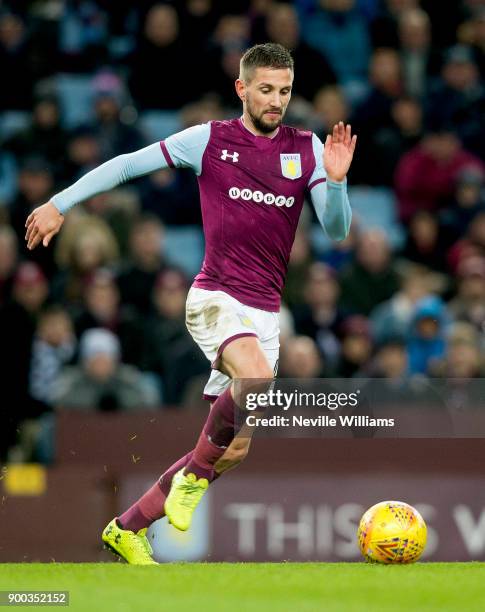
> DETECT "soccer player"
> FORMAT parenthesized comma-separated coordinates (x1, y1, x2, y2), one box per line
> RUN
(25, 43, 356, 564)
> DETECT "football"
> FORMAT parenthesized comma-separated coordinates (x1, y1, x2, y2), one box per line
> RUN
(357, 501, 427, 564)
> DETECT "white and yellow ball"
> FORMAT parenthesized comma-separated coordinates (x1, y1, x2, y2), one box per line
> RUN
(357, 501, 427, 564)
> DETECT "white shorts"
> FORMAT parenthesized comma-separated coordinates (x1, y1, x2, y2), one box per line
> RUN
(185, 287, 280, 401)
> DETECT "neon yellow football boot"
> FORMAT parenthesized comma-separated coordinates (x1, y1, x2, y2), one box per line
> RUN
(164, 469, 209, 531)
(102, 518, 158, 565)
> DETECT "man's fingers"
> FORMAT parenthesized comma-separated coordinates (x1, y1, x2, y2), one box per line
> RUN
(25, 221, 37, 241)
(338, 121, 345, 141)
(27, 229, 37, 250)
(27, 229, 41, 251)
(350, 134, 357, 154)
(332, 123, 338, 142)
(344, 124, 352, 147)
(25, 217, 35, 238)
(25, 211, 35, 228)
(43, 229, 57, 248)
(27, 224, 38, 243)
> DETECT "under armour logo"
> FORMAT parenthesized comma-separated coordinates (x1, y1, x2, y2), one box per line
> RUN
(221, 149, 239, 162)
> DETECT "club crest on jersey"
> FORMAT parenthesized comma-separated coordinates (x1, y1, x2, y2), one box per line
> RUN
(280, 153, 302, 180)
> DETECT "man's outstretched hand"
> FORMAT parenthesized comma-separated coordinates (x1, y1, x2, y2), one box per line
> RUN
(25, 202, 64, 250)
(324, 121, 357, 183)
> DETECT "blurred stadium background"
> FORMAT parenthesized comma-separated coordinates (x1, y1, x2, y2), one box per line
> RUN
(0, 0, 484, 563)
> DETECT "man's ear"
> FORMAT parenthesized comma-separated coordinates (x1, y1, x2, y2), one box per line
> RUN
(235, 79, 246, 102)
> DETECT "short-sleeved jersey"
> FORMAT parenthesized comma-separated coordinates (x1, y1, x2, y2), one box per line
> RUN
(162, 118, 324, 312)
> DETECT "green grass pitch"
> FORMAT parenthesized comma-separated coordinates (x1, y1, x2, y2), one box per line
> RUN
(1, 563, 484, 612)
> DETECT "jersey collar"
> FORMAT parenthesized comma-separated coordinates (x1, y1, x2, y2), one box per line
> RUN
(237, 117, 282, 147)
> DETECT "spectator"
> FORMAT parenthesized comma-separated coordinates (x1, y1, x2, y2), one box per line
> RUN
(142, 268, 207, 404)
(64, 127, 102, 182)
(0, 12, 34, 110)
(118, 214, 167, 314)
(4, 96, 69, 177)
(204, 11, 251, 105)
(264, 3, 336, 101)
(448, 256, 485, 334)
(370, 0, 421, 49)
(398, 8, 440, 98)
(442, 322, 484, 378)
(29, 306, 76, 408)
(0, 225, 18, 306)
(74, 268, 144, 366)
(395, 127, 484, 222)
(279, 335, 325, 378)
(456, 7, 485, 78)
(401, 210, 448, 271)
(354, 47, 403, 127)
(368, 336, 409, 379)
(52, 215, 119, 305)
(407, 295, 449, 375)
(129, 4, 195, 109)
(356, 95, 424, 185)
(57, 0, 109, 72)
(447, 210, 485, 272)
(300, 0, 371, 88)
(292, 262, 346, 367)
(212, 11, 249, 48)
(80, 188, 141, 257)
(90, 71, 146, 162)
(177, 0, 220, 54)
(313, 86, 351, 139)
(440, 166, 485, 248)
(427, 45, 485, 157)
(352, 48, 404, 182)
(339, 229, 400, 315)
(55, 328, 158, 411)
(336, 315, 373, 377)
(370, 267, 430, 344)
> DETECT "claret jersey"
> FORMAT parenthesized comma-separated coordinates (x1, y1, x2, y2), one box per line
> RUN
(162, 118, 327, 312)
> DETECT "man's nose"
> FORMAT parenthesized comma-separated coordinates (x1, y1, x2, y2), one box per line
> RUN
(269, 93, 282, 108)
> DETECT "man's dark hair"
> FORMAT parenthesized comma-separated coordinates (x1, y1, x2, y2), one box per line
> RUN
(240, 43, 294, 82)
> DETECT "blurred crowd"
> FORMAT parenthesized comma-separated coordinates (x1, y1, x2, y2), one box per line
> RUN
(0, 0, 484, 461)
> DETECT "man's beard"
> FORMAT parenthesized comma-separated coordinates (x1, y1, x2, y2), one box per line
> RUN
(247, 99, 284, 134)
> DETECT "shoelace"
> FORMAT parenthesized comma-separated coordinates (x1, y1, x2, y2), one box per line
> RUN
(141, 539, 153, 557)
(128, 533, 153, 560)
(179, 482, 205, 509)
(137, 531, 153, 556)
